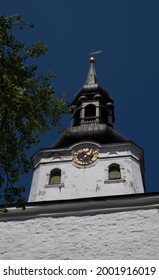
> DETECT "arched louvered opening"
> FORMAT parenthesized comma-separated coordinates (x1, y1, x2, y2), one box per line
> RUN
(49, 168, 61, 185)
(108, 164, 121, 180)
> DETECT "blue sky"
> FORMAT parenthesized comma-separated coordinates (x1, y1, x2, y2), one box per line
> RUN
(1, 0, 159, 199)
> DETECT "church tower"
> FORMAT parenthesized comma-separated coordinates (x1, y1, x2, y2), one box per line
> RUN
(28, 57, 145, 202)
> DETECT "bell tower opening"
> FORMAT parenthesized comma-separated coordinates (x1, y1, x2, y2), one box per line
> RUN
(84, 104, 96, 122)
(73, 109, 80, 126)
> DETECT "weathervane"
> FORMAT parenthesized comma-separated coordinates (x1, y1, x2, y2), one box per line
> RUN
(89, 50, 102, 56)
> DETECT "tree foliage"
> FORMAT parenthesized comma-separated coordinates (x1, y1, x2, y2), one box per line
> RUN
(0, 14, 69, 207)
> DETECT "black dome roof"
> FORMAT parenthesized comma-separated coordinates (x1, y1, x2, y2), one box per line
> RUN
(53, 123, 129, 148)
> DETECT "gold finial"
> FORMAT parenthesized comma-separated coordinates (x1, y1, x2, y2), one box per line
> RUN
(90, 56, 95, 63)
(89, 50, 102, 63)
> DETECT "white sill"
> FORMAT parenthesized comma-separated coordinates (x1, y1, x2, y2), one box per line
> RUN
(104, 179, 126, 184)
(44, 184, 64, 189)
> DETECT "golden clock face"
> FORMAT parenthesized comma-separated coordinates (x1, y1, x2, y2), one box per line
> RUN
(73, 148, 98, 165)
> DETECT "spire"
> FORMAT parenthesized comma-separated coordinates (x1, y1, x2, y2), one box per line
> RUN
(84, 57, 98, 86)
(52, 56, 129, 149)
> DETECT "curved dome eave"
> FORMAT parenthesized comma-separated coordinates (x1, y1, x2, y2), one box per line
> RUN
(52, 123, 129, 149)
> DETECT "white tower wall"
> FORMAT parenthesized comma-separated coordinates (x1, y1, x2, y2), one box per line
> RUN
(28, 142, 145, 202)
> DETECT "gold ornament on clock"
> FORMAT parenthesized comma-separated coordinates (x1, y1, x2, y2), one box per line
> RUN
(73, 148, 98, 165)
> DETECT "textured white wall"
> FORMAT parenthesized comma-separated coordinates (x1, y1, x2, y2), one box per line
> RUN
(29, 144, 144, 202)
(0, 208, 159, 260)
